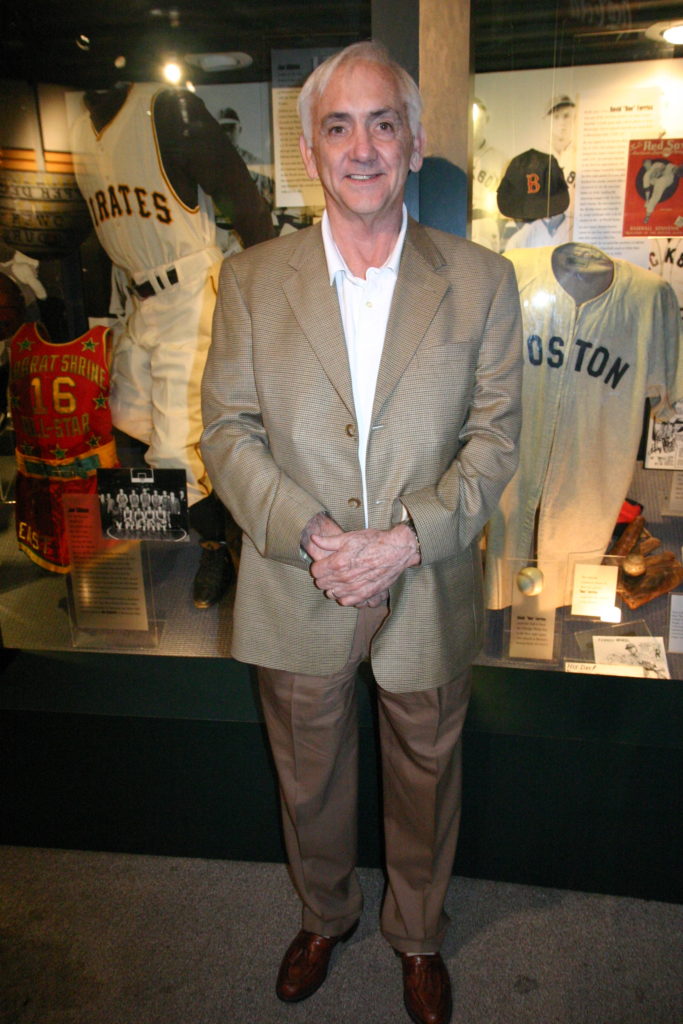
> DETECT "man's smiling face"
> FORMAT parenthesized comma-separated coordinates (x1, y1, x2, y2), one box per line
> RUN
(299, 59, 424, 230)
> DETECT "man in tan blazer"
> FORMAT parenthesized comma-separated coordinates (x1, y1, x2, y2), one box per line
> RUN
(201, 41, 522, 1024)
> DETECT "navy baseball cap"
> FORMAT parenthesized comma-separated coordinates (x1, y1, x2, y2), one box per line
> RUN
(496, 149, 569, 220)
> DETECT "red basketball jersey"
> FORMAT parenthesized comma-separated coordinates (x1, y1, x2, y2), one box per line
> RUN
(9, 322, 118, 571)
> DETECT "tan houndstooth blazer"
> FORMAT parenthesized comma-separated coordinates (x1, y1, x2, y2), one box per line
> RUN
(201, 218, 522, 693)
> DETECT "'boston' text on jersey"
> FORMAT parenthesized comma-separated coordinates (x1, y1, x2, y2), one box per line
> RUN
(526, 334, 630, 389)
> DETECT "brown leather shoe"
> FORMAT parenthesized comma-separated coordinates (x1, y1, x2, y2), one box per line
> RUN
(276, 923, 357, 1002)
(399, 952, 452, 1024)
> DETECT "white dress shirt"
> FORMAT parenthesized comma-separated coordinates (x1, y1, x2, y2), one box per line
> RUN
(321, 207, 408, 525)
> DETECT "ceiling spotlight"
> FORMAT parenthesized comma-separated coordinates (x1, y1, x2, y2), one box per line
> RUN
(662, 24, 683, 45)
(114, 56, 127, 70)
(162, 60, 183, 85)
(184, 52, 253, 72)
(76, 34, 90, 51)
(646, 21, 683, 45)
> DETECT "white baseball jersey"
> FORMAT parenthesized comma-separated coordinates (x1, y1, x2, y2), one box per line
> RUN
(485, 245, 682, 609)
(71, 85, 222, 506)
(71, 84, 215, 277)
(504, 214, 570, 251)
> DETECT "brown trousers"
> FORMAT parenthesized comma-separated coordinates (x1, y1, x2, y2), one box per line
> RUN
(257, 605, 471, 954)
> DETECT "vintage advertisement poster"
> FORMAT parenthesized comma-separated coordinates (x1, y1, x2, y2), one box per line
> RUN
(622, 138, 683, 237)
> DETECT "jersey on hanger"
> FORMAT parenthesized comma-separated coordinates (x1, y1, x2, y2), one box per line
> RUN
(485, 245, 682, 609)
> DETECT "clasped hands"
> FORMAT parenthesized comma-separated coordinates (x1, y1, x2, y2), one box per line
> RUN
(301, 511, 421, 608)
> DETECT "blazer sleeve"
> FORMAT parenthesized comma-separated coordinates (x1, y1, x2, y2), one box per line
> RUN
(397, 259, 523, 564)
(200, 256, 325, 568)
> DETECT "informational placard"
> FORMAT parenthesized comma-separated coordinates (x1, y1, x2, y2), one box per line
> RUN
(63, 493, 153, 642)
(667, 593, 683, 653)
(622, 138, 683, 237)
(573, 87, 659, 262)
(570, 563, 620, 620)
(509, 591, 556, 661)
(271, 48, 336, 208)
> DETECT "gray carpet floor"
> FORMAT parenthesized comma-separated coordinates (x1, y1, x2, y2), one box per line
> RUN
(1, 847, 682, 1024)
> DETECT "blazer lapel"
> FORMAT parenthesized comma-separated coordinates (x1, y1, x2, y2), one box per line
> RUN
(282, 225, 356, 417)
(372, 220, 450, 419)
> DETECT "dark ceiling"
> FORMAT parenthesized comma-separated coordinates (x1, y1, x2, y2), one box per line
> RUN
(1, 1, 682, 88)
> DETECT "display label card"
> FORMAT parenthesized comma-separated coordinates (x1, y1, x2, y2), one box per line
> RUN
(509, 592, 556, 661)
(591, 636, 670, 678)
(63, 494, 149, 633)
(667, 593, 683, 653)
(571, 564, 619, 620)
(565, 660, 643, 676)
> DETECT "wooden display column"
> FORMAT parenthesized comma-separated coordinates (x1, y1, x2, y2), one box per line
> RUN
(372, 0, 471, 236)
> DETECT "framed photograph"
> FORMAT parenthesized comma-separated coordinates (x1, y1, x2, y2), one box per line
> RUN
(97, 468, 190, 541)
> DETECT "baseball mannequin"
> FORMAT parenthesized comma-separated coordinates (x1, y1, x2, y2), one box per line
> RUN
(71, 83, 273, 605)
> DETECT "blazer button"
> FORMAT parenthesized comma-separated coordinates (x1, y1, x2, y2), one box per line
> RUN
(345, 424, 356, 437)
(347, 497, 361, 509)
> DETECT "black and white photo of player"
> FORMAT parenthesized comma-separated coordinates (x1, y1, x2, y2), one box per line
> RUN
(471, 97, 509, 252)
(545, 95, 576, 199)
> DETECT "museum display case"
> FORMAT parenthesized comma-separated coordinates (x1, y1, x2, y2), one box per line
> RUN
(1, 0, 681, 901)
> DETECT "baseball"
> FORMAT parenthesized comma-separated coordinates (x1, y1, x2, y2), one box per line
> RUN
(516, 565, 544, 596)
(622, 553, 646, 577)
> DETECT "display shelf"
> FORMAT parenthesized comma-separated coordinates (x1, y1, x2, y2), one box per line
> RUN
(3, 451, 683, 677)
(478, 461, 683, 678)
